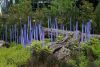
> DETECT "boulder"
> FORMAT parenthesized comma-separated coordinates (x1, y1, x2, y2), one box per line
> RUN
(48, 33, 81, 60)
(0, 40, 10, 48)
(53, 46, 71, 60)
(48, 35, 72, 52)
(0, 40, 5, 48)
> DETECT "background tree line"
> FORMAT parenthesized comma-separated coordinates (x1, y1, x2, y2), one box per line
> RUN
(0, 0, 100, 34)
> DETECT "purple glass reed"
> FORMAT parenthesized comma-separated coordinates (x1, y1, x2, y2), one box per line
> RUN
(35, 24, 38, 40)
(35, 24, 37, 40)
(50, 24, 53, 42)
(87, 21, 91, 41)
(48, 17, 51, 37)
(39, 23, 42, 41)
(2, 32, 4, 41)
(81, 22, 84, 42)
(48, 18, 50, 37)
(66, 27, 68, 37)
(16, 29, 18, 44)
(33, 25, 36, 40)
(28, 16, 30, 28)
(12, 25, 14, 42)
(24, 24, 27, 45)
(5, 25, 7, 42)
(9, 28, 12, 42)
(29, 17, 32, 43)
(27, 28, 29, 44)
(85, 25, 87, 42)
(41, 27, 44, 46)
(75, 21, 78, 39)
(62, 24, 65, 37)
(86, 22, 89, 41)
(14, 24, 17, 43)
(70, 17, 72, 31)
(53, 22, 56, 41)
(55, 17, 58, 37)
(21, 28, 24, 47)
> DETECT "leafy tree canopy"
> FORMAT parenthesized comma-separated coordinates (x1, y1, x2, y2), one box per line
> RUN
(7, 0, 33, 25)
(79, 1, 96, 24)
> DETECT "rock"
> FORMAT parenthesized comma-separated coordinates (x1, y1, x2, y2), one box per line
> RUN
(0, 40, 5, 48)
(48, 35, 72, 52)
(66, 37, 80, 47)
(0, 40, 10, 48)
(53, 46, 71, 60)
(48, 33, 81, 60)
(49, 43, 62, 53)
(58, 35, 73, 45)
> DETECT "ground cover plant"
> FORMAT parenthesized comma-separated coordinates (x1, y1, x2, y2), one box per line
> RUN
(80, 38, 100, 67)
(0, 43, 31, 67)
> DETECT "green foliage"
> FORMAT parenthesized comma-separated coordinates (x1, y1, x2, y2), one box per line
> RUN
(67, 59, 78, 67)
(80, 38, 100, 67)
(0, 44, 31, 67)
(44, 38, 50, 44)
(82, 38, 100, 57)
(31, 39, 50, 48)
(9, 42, 17, 47)
(31, 40, 51, 54)
(94, 58, 100, 67)
(79, 54, 88, 67)
(31, 40, 41, 48)
(90, 38, 100, 57)
(56, 34, 63, 42)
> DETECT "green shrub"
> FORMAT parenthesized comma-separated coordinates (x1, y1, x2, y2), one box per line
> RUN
(67, 59, 78, 67)
(81, 38, 100, 57)
(79, 55, 88, 67)
(90, 38, 100, 57)
(80, 38, 100, 67)
(31, 39, 50, 47)
(44, 38, 50, 44)
(90, 39, 100, 57)
(56, 34, 63, 42)
(30, 41, 52, 66)
(9, 42, 17, 47)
